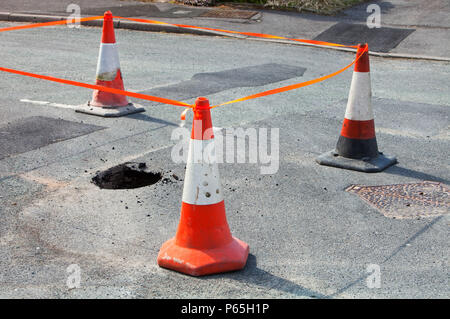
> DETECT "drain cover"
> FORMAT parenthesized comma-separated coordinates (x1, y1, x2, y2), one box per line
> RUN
(200, 8, 258, 19)
(346, 181, 449, 219)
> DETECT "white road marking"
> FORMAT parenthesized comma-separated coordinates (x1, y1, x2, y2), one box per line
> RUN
(172, 10, 192, 15)
(20, 99, 78, 109)
(20, 99, 49, 105)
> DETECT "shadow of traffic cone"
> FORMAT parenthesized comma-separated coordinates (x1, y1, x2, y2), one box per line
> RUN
(75, 11, 144, 117)
(316, 43, 397, 172)
(157, 97, 249, 276)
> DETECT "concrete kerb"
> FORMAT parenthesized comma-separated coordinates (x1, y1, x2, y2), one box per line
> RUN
(0, 12, 10, 21)
(116, 19, 230, 37)
(0, 13, 449, 62)
(0, 12, 231, 37)
(9, 13, 66, 23)
(248, 37, 450, 62)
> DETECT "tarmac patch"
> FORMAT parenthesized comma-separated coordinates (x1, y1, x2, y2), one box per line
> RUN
(314, 22, 415, 52)
(0, 116, 104, 160)
(141, 63, 306, 102)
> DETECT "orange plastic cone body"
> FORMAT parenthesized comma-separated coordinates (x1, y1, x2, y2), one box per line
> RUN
(90, 11, 129, 107)
(157, 97, 249, 276)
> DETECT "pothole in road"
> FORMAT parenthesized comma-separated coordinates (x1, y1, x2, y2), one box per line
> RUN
(92, 162, 162, 189)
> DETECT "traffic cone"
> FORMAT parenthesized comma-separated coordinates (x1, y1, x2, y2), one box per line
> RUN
(75, 11, 144, 117)
(157, 97, 249, 276)
(316, 43, 396, 172)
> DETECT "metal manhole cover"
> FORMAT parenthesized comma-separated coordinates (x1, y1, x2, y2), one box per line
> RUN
(200, 9, 258, 19)
(346, 181, 449, 219)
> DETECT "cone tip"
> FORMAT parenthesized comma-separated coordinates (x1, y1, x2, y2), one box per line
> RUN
(358, 43, 368, 49)
(355, 43, 370, 72)
(195, 97, 210, 110)
(357, 43, 369, 55)
(101, 11, 116, 44)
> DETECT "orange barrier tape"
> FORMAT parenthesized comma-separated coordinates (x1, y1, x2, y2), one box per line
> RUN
(211, 46, 368, 108)
(0, 14, 356, 49)
(0, 47, 366, 110)
(114, 16, 357, 49)
(180, 107, 190, 121)
(0, 66, 192, 107)
(0, 14, 364, 110)
(0, 16, 103, 33)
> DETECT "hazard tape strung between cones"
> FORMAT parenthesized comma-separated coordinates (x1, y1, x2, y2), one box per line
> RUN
(0, 66, 192, 107)
(210, 45, 368, 108)
(0, 15, 366, 109)
(0, 16, 104, 33)
(0, 14, 356, 49)
(113, 16, 357, 49)
(0, 47, 367, 110)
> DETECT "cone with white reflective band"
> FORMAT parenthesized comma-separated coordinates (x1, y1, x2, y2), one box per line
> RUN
(157, 97, 249, 276)
(75, 11, 144, 117)
(316, 43, 396, 172)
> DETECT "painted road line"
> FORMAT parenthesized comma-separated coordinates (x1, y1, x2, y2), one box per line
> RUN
(20, 99, 78, 109)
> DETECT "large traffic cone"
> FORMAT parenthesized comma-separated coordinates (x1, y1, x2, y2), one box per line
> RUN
(157, 97, 249, 276)
(316, 43, 396, 172)
(75, 11, 144, 117)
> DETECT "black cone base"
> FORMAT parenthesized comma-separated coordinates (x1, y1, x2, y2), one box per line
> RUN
(316, 150, 397, 173)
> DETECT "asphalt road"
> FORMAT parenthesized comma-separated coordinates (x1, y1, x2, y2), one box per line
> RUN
(1, 0, 450, 59)
(0, 22, 449, 298)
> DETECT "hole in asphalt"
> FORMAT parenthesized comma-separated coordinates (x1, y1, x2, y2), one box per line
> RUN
(92, 162, 162, 189)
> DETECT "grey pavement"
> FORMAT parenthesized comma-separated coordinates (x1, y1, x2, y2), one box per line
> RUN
(0, 0, 449, 59)
(0, 19, 448, 299)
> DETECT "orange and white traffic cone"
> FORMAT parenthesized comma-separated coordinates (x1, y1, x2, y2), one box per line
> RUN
(157, 97, 249, 276)
(76, 11, 144, 117)
(316, 43, 396, 172)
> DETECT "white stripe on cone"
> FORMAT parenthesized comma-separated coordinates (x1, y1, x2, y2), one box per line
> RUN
(344, 72, 374, 121)
(96, 43, 121, 81)
(182, 138, 224, 206)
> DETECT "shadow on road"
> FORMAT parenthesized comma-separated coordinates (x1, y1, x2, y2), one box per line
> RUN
(384, 165, 449, 185)
(127, 113, 179, 127)
(201, 254, 329, 299)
